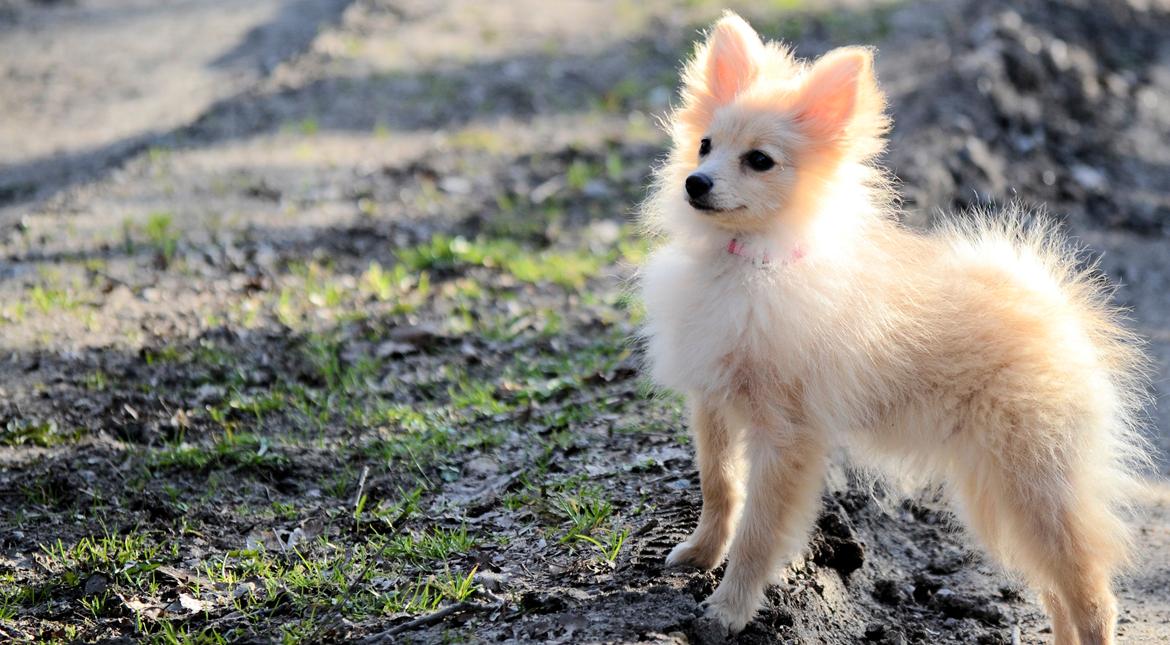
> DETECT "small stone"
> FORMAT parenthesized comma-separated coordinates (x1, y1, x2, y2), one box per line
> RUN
(864, 622, 886, 641)
(166, 593, 203, 615)
(588, 219, 621, 245)
(83, 574, 109, 596)
(389, 323, 446, 349)
(194, 383, 225, 404)
(1070, 164, 1107, 193)
(375, 340, 417, 358)
(474, 569, 507, 592)
(530, 177, 563, 204)
(872, 578, 902, 605)
(464, 455, 500, 477)
(233, 582, 256, 600)
(254, 245, 279, 270)
(439, 176, 472, 195)
(582, 179, 612, 199)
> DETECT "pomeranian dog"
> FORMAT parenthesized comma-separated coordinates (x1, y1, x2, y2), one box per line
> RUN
(638, 13, 1150, 644)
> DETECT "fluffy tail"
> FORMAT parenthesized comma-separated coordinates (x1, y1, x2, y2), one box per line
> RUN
(942, 206, 1154, 562)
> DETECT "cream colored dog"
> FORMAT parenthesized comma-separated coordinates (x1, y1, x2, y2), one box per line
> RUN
(638, 13, 1150, 644)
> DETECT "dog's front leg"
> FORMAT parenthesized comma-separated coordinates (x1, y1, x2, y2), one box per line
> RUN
(667, 399, 743, 570)
(703, 423, 828, 632)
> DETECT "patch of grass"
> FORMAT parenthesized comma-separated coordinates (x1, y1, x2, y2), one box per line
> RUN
(294, 262, 347, 310)
(146, 146, 173, 165)
(293, 333, 383, 429)
(149, 621, 230, 645)
(1, 418, 82, 447)
(80, 591, 114, 619)
(398, 234, 609, 289)
(596, 77, 654, 113)
(499, 333, 631, 403)
(321, 466, 358, 499)
(605, 151, 625, 181)
(275, 287, 299, 328)
(199, 535, 477, 621)
(0, 300, 27, 323)
(381, 566, 479, 614)
(205, 542, 375, 617)
(40, 531, 165, 590)
(573, 527, 629, 563)
(362, 412, 456, 476)
(362, 261, 397, 301)
(448, 381, 509, 416)
(272, 501, 298, 520)
(20, 476, 68, 508)
(556, 487, 614, 543)
(83, 369, 109, 391)
(360, 370, 515, 471)
(223, 387, 287, 423)
(275, 262, 431, 327)
(386, 526, 475, 563)
(0, 605, 15, 624)
(295, 117, 319, 136)
(147, 432, 288, 474)
(449, 127, 506, 153)
(381, 575, 445, 614)
(29, 284, 80, 313)
(143, 212, 179, 262)
(565, 158, 602, 190)
(480, 306, 564, 342)
(364, 486, 424, 528)
(144, 344, 184, 365)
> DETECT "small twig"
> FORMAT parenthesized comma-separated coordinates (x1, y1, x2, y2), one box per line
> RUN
(0, 623, 30, 641)
(360, 600, 494, 642)
(335, 542, 383, 614)
(352, 465, 370, 516)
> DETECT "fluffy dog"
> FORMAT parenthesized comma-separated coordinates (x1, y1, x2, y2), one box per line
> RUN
(638, 13, 1150, 644)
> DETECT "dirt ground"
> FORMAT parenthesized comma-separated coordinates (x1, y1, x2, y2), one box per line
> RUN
(1, 0, 1168, 643)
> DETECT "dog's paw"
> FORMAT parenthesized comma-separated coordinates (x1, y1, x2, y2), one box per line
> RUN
(665, 539, 721, 570)
(701, 583, 759, 633)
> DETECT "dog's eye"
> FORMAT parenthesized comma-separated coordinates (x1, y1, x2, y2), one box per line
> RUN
(699, 138, 711, 157)
(745, 150, 775, 171)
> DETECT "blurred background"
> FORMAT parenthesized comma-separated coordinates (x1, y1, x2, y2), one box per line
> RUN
(0, 0, 1167, 642)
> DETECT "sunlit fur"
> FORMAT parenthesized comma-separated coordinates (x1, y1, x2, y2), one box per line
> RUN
(638, 13, 1151, 644)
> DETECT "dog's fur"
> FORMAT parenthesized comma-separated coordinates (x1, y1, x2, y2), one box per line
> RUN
(638, 13, 1150, 644)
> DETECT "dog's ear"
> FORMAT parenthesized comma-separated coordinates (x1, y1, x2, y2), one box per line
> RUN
(690, 12, 764, 104)
(791, 47, 884, 146)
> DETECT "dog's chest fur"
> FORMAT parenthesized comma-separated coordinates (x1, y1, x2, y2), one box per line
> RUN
(640, 241, 823, 403)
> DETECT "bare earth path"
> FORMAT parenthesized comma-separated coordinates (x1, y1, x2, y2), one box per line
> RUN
(1, 0, 1168, 642)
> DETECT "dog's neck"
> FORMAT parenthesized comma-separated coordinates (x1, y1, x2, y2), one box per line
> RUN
(724, 235, 806, 268)
(709, 219, 810, 269)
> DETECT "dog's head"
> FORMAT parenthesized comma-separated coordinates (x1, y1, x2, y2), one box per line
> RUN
(666, 13, 889, 234)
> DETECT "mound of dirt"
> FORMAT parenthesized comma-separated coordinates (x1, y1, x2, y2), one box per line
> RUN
(891, 0, 1170, 236)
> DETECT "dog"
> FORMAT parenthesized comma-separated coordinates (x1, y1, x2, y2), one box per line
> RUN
(638, 13, 1150, 644)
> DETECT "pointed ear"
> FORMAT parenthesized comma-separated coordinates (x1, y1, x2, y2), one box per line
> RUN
(791, 47, 880, 143)
(692, 12, 764, 104)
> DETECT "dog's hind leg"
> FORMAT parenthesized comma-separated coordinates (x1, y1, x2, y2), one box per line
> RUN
(1042, 589, 1080, 645)
(667, 399, 744, 570)
(952, 442, 1126, 645)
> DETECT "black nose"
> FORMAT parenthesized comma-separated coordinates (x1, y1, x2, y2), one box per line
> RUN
(685, 173, 713, 199)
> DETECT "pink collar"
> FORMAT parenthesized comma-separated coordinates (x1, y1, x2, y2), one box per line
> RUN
(726, 237, 805, 268)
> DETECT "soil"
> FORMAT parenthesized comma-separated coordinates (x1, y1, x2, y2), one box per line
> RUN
(1, 0, 1168, 643)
